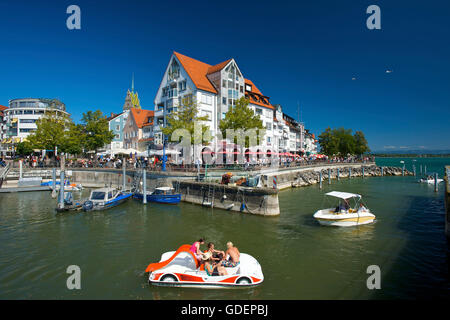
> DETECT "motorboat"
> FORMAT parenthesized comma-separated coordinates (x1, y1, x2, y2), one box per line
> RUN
(313, 191, 376, 227)
(133, 187, 181, 204)
(145, 244, 264, 288)
(55, 192, 84, 213)
(418, 175, 443, 184)
(82, 187, 132, 211)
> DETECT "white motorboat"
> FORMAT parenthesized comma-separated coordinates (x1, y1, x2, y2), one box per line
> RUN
(418, 175, 443, 184)
(313, 191, 376, 227)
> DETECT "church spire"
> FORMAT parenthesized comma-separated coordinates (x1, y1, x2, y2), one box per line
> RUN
(131, 72, 134, 93)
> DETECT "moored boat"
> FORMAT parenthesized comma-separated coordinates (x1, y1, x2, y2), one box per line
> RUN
(82, 187, 132, 211)
(313, 191, 376, 227)
(418, 175, 444, 184)
(133, 187, 181, 204)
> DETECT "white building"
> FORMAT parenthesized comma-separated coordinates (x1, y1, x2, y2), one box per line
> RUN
(304, 129, 318, 155)
(153, 52, 306, 159)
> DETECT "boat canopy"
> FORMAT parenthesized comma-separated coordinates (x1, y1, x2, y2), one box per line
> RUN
(156, 187, 174, 191)
(325, 191, 361, 200)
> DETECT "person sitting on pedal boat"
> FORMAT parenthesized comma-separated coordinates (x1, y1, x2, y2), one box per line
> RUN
(207, 242, 225, 262)
(190, 238, 205, 262)
(203, 252, 227, 276)
(221, 241, 240, 268)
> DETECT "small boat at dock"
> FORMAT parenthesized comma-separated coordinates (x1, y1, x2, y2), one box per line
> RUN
(418, 175, 443, 184)
(133, 187, 181, 204)
(313, 191, 376, 227)
(82, 187, 132, 211)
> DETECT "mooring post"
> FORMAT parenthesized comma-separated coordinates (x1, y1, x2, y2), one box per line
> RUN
(420, 165, 422, 174)
(51, 167, 57, 198)
(402, 166, 405, 176)
(413, 165, 416, 177)
(337, 168, 340, 181)
(435, 173, 438, 192)
(319, 171, 323, 189)
(381, 166, 384, 176)
(328, 168, 331, 185)
(142, 168, 147, 204)
(362, 167, 365, 178)
(122, 159, 126, 191)
(349, 167, 352, 179)
(19, 159, 23, 179)
(58, 170, 65, 209)
(425, 165, 427, 175)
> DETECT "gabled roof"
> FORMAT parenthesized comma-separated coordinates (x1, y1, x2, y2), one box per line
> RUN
(0, 105, 7, 111)
(129, 108, 154, 129)
(173, 52, 218, 94)
(245, 79, 274, 110)
(207, 59, 232, 75)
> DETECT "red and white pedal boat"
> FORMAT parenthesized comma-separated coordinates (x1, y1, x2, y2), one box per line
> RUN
(145, 245, 264, 288)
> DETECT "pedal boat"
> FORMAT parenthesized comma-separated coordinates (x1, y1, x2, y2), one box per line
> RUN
(82, 187, 132, 211)
(145, 244, 264, 288)
(133, 187, 181, 204)
(313, 191, 375, 227)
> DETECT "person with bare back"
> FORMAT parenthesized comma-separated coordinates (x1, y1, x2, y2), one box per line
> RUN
(221, 241, 240, 268)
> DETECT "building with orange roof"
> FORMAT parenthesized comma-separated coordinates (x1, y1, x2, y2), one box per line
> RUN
(123, 107, 154, 152)
(153, 51, 307, 157)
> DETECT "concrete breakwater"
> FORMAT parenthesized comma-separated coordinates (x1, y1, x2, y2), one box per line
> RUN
(174, 181, 280, 216)
(260, 165, 412, 190)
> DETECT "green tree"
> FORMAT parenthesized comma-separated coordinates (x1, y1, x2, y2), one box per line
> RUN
(219, 97, 265, 147)
(318, 127, 369, 156)
(162, 96, 211, 145)
(80, 110, 115, 152)
(26, 111, 68, 151)
(353, 131, 370, 156)
(15, 141, 34, 156)
(61, 123, 84, 155)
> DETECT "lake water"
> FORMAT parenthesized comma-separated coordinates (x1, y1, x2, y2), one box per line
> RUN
(0, 157, 449, 299)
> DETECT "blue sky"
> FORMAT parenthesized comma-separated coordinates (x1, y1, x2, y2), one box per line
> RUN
(0, 0, 449, 151)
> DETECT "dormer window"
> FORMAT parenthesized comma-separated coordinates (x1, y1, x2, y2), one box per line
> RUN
(245, 84, 252, 92)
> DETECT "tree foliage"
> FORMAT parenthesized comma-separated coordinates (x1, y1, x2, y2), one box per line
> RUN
(15, 141, 34, 156)
(219, 97, 265, 147)
(162, 96, 211, 145)
(318, 127, 370, 156)
(80, 110, 115, 152)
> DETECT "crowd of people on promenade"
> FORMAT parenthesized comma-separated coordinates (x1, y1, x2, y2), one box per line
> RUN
(3, 153, 375, 172)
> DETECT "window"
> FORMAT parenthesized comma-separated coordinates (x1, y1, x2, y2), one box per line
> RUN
(266, 122, 272, 130)
(235, 83, 239, 90)
(255, 108, 263, 115)
(222, 112, 226, 119)
(20, 119, 36, 123)
(228, 80, 233, 88)
(222, 97, 227, 105)
(245, 84, 252, 92)
(116, 125, 120, 131)
(240, 86, 243, 93)
(178, 80, 186, 92)
(222, 80, 226, 88)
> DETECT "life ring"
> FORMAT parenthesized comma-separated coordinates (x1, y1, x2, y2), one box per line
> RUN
(82, 200, 94, 211)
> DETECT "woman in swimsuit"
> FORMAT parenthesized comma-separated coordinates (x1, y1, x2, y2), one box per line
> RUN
(190, 238, 205, 262)
(203, 252, 227, 276)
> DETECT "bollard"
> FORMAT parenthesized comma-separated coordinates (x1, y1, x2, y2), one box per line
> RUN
(51, 167, 57, 198)
(142, 168, 147, 204)
(328, 168, 331, 185)
(420, 165, 422, 175)
(362, 167, 365, 178)
(425, 165, 427, 175)
(413, 165, 416, 177)
(349, 167, 352, 179)
(402, 167, 405, 176)
(381, 166, 384, 176)
(435, 173, 438, 192)
(319, 171, 323, 189)
(337, 168, 340, 181)
(58, 170, 65, 209)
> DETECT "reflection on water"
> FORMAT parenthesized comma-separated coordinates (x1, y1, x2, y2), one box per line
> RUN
(0, 161, 450, 299)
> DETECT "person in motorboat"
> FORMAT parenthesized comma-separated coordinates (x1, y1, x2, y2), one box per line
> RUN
(358, 203, 368, 212)
(190, 238, 205, 262)
(221, 242, 240, 268)
(203, 252, 228, 276)
(207, 242, 225, 262)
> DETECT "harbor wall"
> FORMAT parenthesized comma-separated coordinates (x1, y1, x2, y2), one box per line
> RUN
(259, 165, 412, 190)
(174, 181, 280, 216)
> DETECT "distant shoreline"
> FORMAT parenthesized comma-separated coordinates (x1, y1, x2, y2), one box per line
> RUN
(372, 154, 450, 158)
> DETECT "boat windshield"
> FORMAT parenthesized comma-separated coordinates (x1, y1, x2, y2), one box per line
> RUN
(91, 192, 106, 200)
(154, 189, 172, 195)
